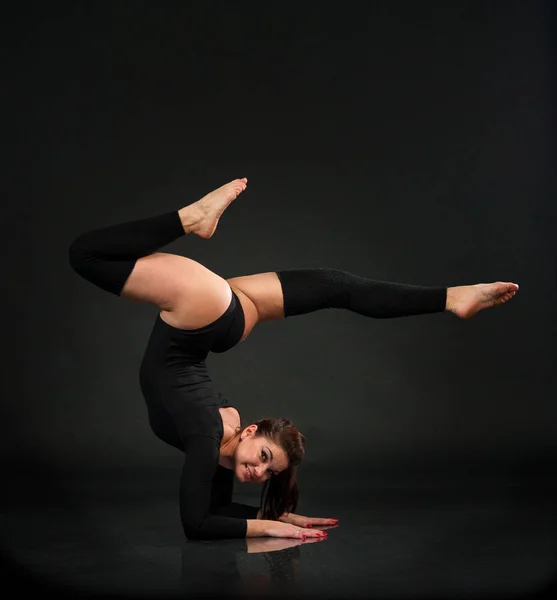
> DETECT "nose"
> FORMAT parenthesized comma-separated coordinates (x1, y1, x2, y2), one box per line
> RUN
(253, 465, 264, 479)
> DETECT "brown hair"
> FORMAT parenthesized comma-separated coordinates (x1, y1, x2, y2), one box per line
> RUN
(249, 417, 305, 521)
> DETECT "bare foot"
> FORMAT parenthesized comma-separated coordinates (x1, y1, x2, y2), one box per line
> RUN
(446, 282, 519, 319)
(179, 178, 248, 238)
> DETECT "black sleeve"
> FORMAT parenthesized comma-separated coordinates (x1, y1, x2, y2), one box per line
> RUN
(212, 502, 260, 519)
(68, 210, 185, 295)
(180, 435, 255, 540)
(209, 466, 260, 519)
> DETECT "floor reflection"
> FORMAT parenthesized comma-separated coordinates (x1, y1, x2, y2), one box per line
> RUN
(180, 537, 304, 596)
(180, 530, 334, 596)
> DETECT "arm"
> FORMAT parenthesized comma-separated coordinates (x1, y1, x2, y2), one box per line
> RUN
(208, 470, 331, 527)
(208, 466, 261, 520)
(178, 436, 299, 540)
(193, 460, 319, 538)
(246, 519, 273, 537)
(212, 503, 261, 519)
(180, 435, 255, 540)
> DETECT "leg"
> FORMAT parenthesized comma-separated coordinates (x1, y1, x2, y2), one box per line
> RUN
(69, 178, 248, 330)
(228, 269, 519, 326)
(227, 273, 282, 342)
(228, 273, 285, 322)
(127, 252, 235, 330)
(125, 177, 250, 329)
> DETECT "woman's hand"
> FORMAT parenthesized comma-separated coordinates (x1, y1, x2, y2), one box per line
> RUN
(265, 520, 328, 540)
(279, 512, 339, 529)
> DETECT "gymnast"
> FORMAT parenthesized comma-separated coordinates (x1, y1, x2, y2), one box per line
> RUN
(68, 177, 518, 541)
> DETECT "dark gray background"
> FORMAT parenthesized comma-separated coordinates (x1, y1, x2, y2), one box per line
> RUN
(3, 1, 556, 481)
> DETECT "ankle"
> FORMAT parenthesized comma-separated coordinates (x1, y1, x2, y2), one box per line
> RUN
(178, 206, 203, 234)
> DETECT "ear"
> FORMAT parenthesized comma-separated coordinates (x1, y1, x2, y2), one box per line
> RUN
(240, 424, 258, 440)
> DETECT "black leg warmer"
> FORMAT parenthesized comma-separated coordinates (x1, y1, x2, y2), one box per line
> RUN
(68, 211, 185, 296)
(276, 268, 446, 319)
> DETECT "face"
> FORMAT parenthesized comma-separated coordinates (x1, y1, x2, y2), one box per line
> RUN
(233, 425, 289, 484)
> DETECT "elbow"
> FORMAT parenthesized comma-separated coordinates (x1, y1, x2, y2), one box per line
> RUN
(181, 516, 208, 541)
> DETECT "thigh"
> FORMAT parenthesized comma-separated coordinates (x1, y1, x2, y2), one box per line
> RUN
(123, 252, 233, 330)
(227, 272, 285, 337)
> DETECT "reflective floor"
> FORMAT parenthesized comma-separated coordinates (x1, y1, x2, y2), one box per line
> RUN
(2, 464, 556, 599)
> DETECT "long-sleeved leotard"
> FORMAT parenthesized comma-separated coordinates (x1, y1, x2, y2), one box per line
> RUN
(70, 212, 259, 539)
(69, 208, 446, 540)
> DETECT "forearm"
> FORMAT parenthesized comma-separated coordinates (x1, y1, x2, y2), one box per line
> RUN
(204, 507, 266, 537)
(211, 502, 260, 520)
(245, 519, 274, 537)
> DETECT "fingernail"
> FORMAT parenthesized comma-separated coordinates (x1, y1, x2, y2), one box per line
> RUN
(305, 523, 313, 528)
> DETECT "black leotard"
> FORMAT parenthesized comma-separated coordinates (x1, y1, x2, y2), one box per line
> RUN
(139, 290, 260, 540)
(69, 207, 446, 540)
(69, 212, 260, 540)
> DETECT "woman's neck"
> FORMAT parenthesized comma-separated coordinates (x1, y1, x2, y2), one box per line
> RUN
(219, 406, 241, 467)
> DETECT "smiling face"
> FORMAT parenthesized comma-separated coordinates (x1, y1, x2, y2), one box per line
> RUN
(233, 424, 289, 484)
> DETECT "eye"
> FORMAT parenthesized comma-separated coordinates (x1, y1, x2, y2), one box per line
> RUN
(261, 450, 274, 476)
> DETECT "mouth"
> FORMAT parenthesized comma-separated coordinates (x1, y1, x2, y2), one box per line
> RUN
(244, 464, 252, 481)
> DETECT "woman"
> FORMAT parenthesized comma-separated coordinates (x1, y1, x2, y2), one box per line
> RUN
(68, 177, 518, 541)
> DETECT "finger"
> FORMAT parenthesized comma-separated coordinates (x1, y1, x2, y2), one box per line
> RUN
(303, 529, 328, 539)
(292, 529, 324, 539)
(302, 522, 335, 529)
(292, 528, 308, 539)
(307, 517, 340, 526)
